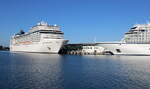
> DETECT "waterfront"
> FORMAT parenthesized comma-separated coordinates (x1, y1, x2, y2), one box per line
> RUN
(0, 51, 150, 89)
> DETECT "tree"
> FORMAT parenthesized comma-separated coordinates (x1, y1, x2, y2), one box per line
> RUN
(0, 45, 3, 50)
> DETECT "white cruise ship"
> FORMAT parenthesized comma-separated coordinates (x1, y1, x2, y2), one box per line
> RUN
(97, 23, 150, 55)
(10, 21, 68, 53)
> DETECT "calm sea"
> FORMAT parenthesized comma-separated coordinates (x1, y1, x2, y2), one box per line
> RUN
(0, 51, 150, 89)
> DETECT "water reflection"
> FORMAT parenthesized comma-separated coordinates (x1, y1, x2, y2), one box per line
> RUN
(2, 52, 65, 89)
(83, 55, 150, 89)
(1, 52, 150, 89)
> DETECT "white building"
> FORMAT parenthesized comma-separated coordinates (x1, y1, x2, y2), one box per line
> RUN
(82, 45, 104, 54)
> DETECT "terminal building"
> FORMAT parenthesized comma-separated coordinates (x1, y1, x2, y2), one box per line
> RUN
(82, 45, 104, 55)
(59, 43, 104, 55)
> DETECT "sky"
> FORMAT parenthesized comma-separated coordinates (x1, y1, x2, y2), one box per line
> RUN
(0, 0, 150, 46)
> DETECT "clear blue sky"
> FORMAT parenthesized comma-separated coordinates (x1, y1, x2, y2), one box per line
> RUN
(0, 0, 150, 46)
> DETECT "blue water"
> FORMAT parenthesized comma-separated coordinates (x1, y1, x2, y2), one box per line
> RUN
(0, 51, 150, 89)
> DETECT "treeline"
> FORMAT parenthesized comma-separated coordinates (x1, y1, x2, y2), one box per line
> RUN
(0, 45, 9, 51)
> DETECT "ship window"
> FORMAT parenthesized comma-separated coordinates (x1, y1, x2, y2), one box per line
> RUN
(116, 49, 121, 53)
(141, 30, 145, 32)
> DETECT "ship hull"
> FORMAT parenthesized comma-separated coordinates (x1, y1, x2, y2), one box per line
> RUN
(97, 43, 150, 55)
(10, 39, 68, 53)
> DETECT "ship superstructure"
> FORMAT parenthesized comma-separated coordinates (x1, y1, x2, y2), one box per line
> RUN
(123, 23, 150, 44)
(97, 23, 150, 55)
(10, 21, 68, 53)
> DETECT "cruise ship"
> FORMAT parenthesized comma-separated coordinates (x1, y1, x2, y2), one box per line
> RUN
(10, 21, 68, 53)
(97, 23, 150, 55)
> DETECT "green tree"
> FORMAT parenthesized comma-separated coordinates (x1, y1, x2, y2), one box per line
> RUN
(0, 45, 3, 50)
